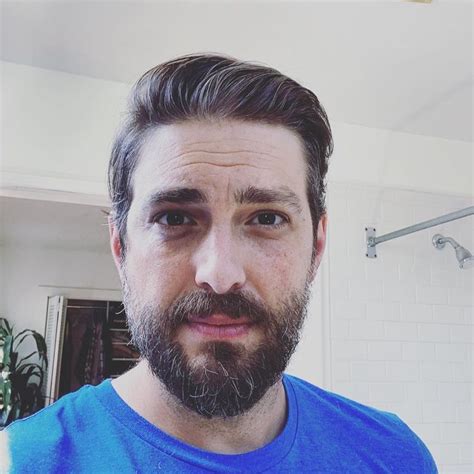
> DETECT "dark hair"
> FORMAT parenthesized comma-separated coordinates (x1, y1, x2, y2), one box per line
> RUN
(108, 53, 333, 252)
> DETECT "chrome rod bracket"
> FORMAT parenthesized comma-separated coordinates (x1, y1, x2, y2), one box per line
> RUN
(366, 227, 377, 258)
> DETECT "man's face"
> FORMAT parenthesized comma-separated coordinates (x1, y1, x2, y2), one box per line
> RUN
(110, 120, 327, 418)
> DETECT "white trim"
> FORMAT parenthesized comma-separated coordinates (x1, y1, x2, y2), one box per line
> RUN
(39, 285, 121, 292)
(41, 286, 122, 304)
(327, 178, 474, 200)
(0, 186, 109, 207)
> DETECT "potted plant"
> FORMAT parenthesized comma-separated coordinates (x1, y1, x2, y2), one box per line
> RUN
(0, 317, 48, 428)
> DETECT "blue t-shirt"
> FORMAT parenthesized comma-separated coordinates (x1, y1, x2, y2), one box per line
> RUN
(4, 374, 436, 473)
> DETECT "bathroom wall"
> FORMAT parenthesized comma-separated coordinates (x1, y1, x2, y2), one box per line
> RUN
(326, 182, 473, 473)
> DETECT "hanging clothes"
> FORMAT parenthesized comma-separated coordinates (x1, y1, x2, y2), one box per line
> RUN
(59, 307, 109, 397)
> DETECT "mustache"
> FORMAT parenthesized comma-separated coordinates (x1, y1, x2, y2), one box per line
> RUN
(166, 291, 269, 327)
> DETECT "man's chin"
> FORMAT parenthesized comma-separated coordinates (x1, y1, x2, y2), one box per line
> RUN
(125, 286, 310, 418)
(147, 340, 284, 419)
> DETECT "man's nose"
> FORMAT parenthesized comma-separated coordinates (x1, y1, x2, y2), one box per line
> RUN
(194, 228, 246, 294)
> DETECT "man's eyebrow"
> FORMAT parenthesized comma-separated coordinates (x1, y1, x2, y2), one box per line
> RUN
(144, 185, 303, 214)
(234, 186, 303, 214)
(145, 188, 208, 207)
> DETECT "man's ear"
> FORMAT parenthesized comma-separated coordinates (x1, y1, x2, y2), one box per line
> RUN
(309, 213, 328, 284)
(108, 215, 124, 274)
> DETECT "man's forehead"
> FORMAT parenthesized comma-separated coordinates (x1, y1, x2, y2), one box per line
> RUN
(130, 120, 309, 208)
(137, 119, 304, 171)
(139, 119, 304, 157)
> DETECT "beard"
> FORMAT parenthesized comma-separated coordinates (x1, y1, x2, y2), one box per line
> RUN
(121, 276, 312, 419)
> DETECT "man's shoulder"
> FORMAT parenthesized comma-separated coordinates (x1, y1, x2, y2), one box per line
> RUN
(6, 382, 99, 436)
(3, 383, 103, 471)
(284, 374, 437, 472)
(286, 373, 406, 427)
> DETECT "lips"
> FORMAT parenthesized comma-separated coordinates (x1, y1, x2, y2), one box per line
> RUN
(186, 313, 253, 338)
(187, 313, 251, 326)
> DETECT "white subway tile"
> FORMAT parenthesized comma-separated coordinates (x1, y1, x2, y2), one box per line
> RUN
(452, 363, 473, 383)
(421, 361, 454, 382)
(348, 320, 385, 340)
(438, 382, 472, 403)
(429, 443, 460, 466)
(457, 269, 474, 290)
(381, 251, 415, 270)
(383, 281, 416, 303)
(456, 402, 472, 423)
(365, 262, 400, 284)
(332, 361, 351, 382)
(351, 361, 386, 382)
(417, 323, 452, 343)
(400, 303, 433, 322)
(330, 254, 366, 280)
(326, 198, 349, 221)
(431, 267, 462, 288)
(384, 321, 419, 341)
(369, 382, 405, 402)
(404, 382, 439, 402)
(326, 182, 348, 199)
(441, 464, 473, 473)
(381, 201, 416, 227)
(450, 325, 473, 344)
(331, 320, 350, 340)
(441, 423, 472, 443)
(328, 241, 348, 261)
(332, 340, 368, 360)
(416, 285, 449, 305)
(422, 402, 458, 423)
(432, 305, 465, 324)
(448, 287, 473, 307)
(329, 278, 350, 300)
(347, 196, 381, 223)
(348, 278, 383, 302)
(402, 342, 436, 361)
(366, 301, 400, 321)
(428, 248, 452, 270)
(331, 300, 366, 320)
(399, 262, 432, 286)
(462, 307, 473, 323)
(458, 443, 473, 464)
(367, 341, 402, 360)
(385, 361, 420, 382)
(435, 343, 471, 362)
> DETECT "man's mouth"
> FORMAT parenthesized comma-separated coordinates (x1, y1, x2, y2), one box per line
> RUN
(186, 313, 253, 338)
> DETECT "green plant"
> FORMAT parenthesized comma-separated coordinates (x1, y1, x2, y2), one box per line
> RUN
(0, 317, 48, 427)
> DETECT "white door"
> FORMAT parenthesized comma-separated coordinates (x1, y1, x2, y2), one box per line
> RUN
(43, 296, 67, 406)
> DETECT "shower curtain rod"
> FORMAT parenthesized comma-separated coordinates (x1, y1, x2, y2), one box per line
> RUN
(365, 206, 474, 258)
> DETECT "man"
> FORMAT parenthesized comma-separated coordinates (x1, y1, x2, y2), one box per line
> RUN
(3, 54, 436, 472)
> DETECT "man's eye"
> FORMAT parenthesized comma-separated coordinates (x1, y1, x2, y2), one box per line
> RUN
(156, 212, 194, 226)
(249, 213, 287, 227)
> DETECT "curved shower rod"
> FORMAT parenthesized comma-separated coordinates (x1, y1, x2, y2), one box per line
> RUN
(365, 206, 474, 259)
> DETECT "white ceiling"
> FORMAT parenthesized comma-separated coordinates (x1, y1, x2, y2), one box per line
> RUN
(0, 197, 111, 252)
(1, 0, 472, 142)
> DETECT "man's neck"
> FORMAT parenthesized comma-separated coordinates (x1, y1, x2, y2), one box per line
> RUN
(111, 360, 287, 454)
